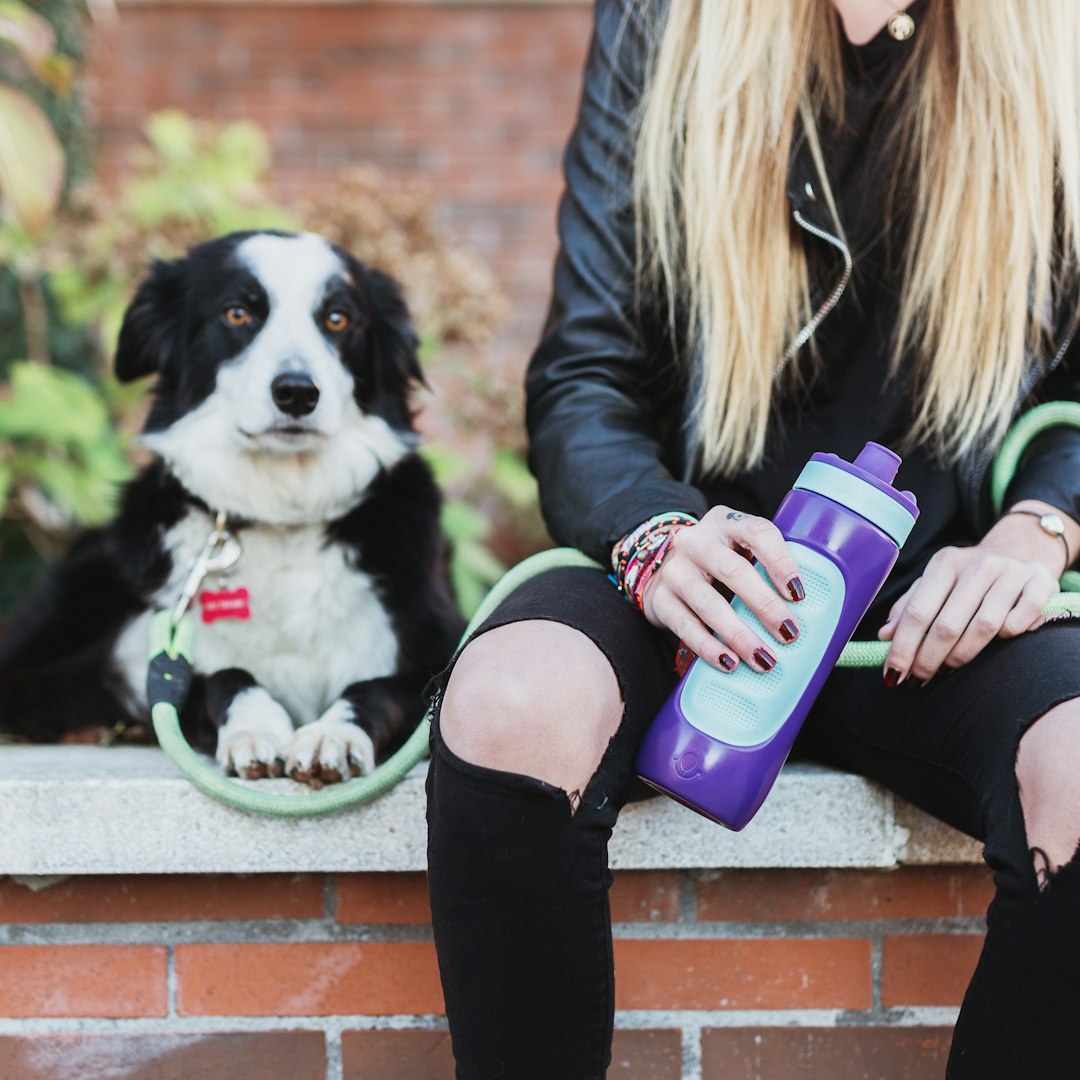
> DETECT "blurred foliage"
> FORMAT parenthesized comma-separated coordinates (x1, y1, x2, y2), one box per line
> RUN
(49, 110, 297, 360)
(0, 0, 113, 593)
(2, 105, 546, 617)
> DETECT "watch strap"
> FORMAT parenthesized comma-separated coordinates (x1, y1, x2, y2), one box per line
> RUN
(1002, 509, 1072, 572)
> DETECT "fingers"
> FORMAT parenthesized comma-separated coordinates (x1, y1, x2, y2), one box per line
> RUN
(939, 571, 1031, 668)
(1000, 576, 1054, 637)
(883, 548, 1057, 685)
(680, 509, 804, 640)
(883, 556, 959, 683)
(877, 589, 912, 643)
(706, 508, 806, 602)
(645, 590, 739, 673)
(642, 506, 803, 673)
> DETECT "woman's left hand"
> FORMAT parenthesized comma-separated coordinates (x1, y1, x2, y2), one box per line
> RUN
(879, 503, 1076, 685)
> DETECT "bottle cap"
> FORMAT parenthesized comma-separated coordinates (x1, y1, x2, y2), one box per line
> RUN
(793, 442, 919, 545)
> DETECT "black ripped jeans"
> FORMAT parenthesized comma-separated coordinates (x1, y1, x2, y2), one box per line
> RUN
(425, 568, 1080, 1080)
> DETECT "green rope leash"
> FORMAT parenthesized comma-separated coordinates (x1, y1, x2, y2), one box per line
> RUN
(150, 406, 1080, 816)
(148, 547, 598, 817)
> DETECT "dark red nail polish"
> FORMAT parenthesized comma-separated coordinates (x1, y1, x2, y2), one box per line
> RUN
(718, 653, 737, 671)
(779, 619, 798, 642)
(753, 648, 777, 671)
(787, 577, 806, 602)
(884, 667, 901, 688)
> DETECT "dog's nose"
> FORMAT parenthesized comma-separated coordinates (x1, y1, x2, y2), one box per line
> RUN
(271, 373, 320, 417)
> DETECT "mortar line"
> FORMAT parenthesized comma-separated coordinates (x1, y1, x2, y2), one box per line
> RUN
(166, 945, 177, 1018)
(678, 871, 697, 925)
(680, 1022, 703, 1080)
(870, 930, 884, 1013)
(0, 1008, 962, 1037)
(323, 873, 338, 922)
(324, 1024, 344, 1080)
(609, 916, 985, 940)
(0, 920, 436, 946)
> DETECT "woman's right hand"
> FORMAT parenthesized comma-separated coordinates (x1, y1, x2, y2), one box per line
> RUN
(640, 506, 806, 673)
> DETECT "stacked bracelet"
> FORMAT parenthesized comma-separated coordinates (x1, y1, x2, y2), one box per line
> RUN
(611, 512, 699, 612)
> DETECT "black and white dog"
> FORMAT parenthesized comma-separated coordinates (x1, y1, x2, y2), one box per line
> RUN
(0, 230, 464, 785)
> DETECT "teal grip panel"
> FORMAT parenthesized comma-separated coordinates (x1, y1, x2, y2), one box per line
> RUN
(793, 461, 916, 545)
(679, 543, 846, 747)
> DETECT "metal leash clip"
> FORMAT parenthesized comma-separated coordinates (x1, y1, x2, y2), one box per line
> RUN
(169, 511, 243, 627)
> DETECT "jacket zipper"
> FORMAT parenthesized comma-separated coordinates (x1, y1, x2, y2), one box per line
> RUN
(961, 333, 1072, 516)
(778, 209, 853, 376)
(1019, 333, 1071, 402)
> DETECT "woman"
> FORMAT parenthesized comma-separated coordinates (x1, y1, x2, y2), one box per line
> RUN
(426, 1, 1080, 1076)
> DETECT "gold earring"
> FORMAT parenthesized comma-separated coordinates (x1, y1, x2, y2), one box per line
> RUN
(888, 11, 915, 41)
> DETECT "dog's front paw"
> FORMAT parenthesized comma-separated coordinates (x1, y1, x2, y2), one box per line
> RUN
(286, 702, 376, 788)
(215, 689, 294, 779)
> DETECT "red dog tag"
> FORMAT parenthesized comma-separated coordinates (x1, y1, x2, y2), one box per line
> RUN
(200, 587, 251, 624)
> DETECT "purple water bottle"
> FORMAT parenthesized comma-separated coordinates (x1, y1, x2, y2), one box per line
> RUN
(635, 443, 919, 831)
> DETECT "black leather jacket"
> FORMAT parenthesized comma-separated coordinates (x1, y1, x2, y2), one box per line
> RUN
(525, 0, 1080, 566)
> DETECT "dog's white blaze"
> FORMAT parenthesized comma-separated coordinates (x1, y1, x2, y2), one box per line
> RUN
(113, 510, 400, 726)
(214, 233, 358, 439)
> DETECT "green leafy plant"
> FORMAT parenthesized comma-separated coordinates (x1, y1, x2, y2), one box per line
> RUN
(0, 360, 128, 554)
(0, 0, 123, 603)
(0, 0, 66, 238)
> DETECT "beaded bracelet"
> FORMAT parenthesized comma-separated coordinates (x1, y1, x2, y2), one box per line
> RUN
(611, 511, 699, 612)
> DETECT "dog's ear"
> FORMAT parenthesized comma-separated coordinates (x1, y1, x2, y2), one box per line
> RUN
(364, 267, 426, 390)
(114, 258, 188, 383)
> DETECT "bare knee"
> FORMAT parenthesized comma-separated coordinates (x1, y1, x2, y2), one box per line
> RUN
(1016, 697, 1080, 885)
(439, 620, 623, 796)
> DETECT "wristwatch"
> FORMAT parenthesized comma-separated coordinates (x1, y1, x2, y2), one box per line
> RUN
(1005, 510, 1071, 570)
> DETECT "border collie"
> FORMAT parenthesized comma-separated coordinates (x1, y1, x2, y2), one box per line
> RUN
(0, 230, 464, 785)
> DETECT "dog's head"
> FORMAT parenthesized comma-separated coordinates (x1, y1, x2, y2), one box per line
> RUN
(116, 231, 424, 524)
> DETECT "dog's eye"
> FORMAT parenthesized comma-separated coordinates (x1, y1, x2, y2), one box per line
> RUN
(224, 305, 252, 328)
(324, 310, 351, 333)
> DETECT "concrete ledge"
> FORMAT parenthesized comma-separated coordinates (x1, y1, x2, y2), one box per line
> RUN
(0, 746, 982, 875)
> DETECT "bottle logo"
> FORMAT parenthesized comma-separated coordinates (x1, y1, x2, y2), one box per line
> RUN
(673, 751, 702, 780)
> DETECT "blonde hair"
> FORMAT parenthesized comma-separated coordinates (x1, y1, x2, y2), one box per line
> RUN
(634, 0, 1080, 476)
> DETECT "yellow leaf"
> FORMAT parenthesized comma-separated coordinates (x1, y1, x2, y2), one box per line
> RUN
(0, 85, 63, 235)
(0, 0, 55, 74)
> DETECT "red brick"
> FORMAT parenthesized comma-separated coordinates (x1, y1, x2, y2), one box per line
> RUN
(882, 935, 984, 1006)
(336, 873, 431, 925)
(0, 946, 167, 1017)
(0, 874, 325, 924)
(83, 3, 595, 359)
(175, 942, 444, 1016)
(614, 939, 871, 1011)
(0, 1032, 325, 1080)
(696, 868, 994, 922)
(341, 1028, 680, 1079)
(609, 1029, 682, 1078)
(610, 872, 681, 923)
(700, 1026, 953, 1079)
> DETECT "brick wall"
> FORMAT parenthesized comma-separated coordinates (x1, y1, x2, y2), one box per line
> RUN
(0, 867, 993, 1079)
(83, 2, 595, 358)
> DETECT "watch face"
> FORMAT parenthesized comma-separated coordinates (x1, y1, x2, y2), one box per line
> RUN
(1040, 513, 1067, 537)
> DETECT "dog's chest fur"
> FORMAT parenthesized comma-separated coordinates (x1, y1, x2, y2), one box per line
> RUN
(113, 510, 398, 726)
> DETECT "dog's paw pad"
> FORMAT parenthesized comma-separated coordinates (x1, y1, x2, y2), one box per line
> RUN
(218, 732, 288, 777)
(235, 756, 286, 781)
(286, 719, 375, 787)
(215, 690, 294, 779)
